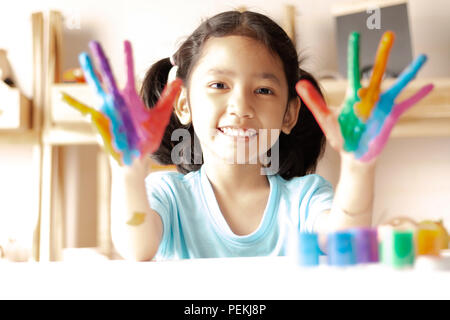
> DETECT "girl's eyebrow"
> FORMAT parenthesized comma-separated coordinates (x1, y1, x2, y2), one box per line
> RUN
(206, 68, 281, 85)
(255, 72, 281, 85)
(206, 68, 236, 76)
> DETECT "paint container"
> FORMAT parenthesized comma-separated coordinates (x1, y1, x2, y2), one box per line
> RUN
(380, 228, 415, 269)
(297, 232, 320, 267)
(327, 231, 357, 267)
(415, 226, 448, 271)
(349, 227, 379, 264)
(417, 226, 441, 256)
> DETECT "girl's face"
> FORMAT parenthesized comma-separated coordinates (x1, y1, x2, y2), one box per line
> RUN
(176, 35, 300, 165)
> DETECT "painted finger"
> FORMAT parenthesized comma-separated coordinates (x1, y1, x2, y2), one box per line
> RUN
(296, 80, 330, 118)
(338, 32, 365, 152)
(153, 78, 183, 112)
(61, 91, 97, 116)
(366, 31, 394, 94)
(91, 113, 122, 165)
(390, 83, 434, 118)
(120, 39, 148, 147)
(89, 41, 120, 95)
(141, 78, 183, 154)
(89, 41, 140, 159)
(61, 92, 122, 163)
(353, 55, 426, 158)
(384, 54, 427, 101)
(359, 84, 433, 162)
(124, 40, 136, 91)
(347, 32, 362, 98)
(79, 52, 105, 98)
(104, 100, 139, 166)
(296, 80, 343, 150)
(355, 31, 395, 121)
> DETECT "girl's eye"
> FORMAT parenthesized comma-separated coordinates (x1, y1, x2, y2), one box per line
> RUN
(210, 82, 228, 90)
(255, 87, 273, 95)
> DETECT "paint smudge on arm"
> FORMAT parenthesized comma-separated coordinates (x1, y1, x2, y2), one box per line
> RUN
(126, 212, 146, 226)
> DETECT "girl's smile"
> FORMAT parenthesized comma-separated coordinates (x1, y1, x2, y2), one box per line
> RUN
(217, 127, 258, 138)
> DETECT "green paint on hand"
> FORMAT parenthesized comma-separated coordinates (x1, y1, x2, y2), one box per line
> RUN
(338, 31, 365, 152)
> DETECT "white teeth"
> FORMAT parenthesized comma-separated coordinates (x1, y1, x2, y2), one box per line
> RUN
(220, 127, 257, 137)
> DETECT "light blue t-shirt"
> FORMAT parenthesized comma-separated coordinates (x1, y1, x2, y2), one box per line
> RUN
(145, 166, 333, 260)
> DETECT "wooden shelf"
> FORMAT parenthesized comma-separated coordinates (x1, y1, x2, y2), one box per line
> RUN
(0, 130, 39, 145)
(43, 124, 97, 145)
(0, 82, 32, 131)
(0, 81, 36, 144)
(50, 83, 99, 124)
(320, 78, 450, 137)
(46, 83, 100, 145)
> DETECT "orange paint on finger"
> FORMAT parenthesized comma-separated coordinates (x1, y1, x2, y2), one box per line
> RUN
(355, 31, 395, 121)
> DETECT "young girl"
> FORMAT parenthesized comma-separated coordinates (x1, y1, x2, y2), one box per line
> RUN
(71, 10, 428, 261)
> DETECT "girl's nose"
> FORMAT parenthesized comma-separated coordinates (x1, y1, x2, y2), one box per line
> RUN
(227, 89, 254, 119)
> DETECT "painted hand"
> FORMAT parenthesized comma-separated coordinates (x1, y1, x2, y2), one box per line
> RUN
(295, 31, 433, 162)
(61, 40, 182, 166)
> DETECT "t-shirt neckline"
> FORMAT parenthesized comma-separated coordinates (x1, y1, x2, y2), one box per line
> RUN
(199, 165, 279, 245)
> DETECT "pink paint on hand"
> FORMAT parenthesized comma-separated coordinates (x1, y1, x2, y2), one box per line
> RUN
(121, 40, 150, 142)
(119, 40, 183, 157)
(359, 84, 434, 162)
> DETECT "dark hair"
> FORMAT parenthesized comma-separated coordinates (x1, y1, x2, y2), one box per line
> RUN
(140, 10, 326, 180)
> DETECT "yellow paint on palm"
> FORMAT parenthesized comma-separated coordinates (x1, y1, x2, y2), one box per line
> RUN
(126, 212, 146, 226)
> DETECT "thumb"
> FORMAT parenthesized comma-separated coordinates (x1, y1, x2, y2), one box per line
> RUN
(295, 80, 343, 150)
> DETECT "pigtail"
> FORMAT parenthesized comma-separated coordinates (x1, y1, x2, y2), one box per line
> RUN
(140, 57, 172, 107)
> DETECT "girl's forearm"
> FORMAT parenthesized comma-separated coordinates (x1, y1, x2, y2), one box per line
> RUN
(316, 153, 376, 233)
(110, 162, 162, 261)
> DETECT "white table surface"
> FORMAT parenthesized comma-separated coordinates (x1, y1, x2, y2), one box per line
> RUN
(0, 256, 449, 299)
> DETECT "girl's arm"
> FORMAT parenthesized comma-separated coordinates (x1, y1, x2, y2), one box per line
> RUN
(62, 41, 181, 261)
(314, 153, 376, 234)
(110, 158, 163, 261)
(296, 32, 431, 236)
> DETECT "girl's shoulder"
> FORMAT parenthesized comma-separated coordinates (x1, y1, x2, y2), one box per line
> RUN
(145, 168, 201, 188)
(272, 173, 333, 192)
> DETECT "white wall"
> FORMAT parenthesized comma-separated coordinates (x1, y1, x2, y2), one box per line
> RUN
(0, 0, 449, 248)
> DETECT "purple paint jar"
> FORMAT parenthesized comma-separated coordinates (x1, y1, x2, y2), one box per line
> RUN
(349, 227, 379, 263)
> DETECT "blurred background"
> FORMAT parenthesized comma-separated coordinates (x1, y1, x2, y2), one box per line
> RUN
(0, 0, 449, 262)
